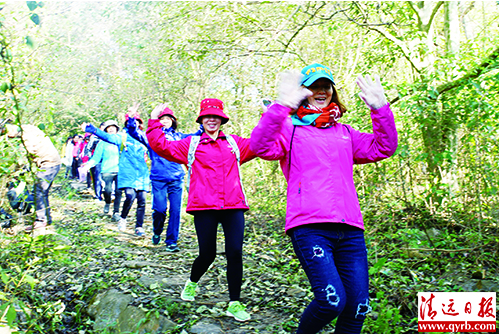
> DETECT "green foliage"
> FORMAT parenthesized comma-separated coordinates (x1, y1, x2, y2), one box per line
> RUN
(0, 1, 498, 333)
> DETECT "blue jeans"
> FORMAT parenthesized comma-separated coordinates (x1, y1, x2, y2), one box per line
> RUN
(151, 179, 183, 246)
(289, 223, 371, 334)
(34, 164, 61, 224)
(101, 173, 122, 214)
(90, 164, 103, 200)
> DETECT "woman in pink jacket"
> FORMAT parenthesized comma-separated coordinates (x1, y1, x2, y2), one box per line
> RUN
(146, 98, 256, 322)
(250, 64, 398, 334)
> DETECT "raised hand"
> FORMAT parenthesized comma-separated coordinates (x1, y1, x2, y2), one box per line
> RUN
(276, 70, 312, 110)
(151, 103, 166, 119)
(80, 122, 90, 132)
(356, 74, 388, 110)
(127, 102, 140, 118)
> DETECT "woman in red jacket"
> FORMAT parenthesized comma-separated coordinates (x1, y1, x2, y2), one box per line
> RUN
(146, 98, 256, 322)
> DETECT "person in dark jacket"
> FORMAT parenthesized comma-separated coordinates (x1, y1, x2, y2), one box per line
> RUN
(126, 105, 202, 252)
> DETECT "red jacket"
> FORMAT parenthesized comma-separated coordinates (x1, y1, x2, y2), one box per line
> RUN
(146, 119, 257, 213)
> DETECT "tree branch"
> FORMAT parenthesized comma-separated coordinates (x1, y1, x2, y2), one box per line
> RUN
(389, 46, 499, 105)
(283, 2, 326, 50)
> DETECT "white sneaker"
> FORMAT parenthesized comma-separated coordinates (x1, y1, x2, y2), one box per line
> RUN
(117, 218, 127, 232)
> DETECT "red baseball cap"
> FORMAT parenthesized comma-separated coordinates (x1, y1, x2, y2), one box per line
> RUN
(196, 98, 229, 124)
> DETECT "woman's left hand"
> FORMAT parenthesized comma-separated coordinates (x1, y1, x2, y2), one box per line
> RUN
(356, 75, 388, 110)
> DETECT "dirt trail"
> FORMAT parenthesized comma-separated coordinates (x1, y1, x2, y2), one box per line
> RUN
(13, 180, 308, 333)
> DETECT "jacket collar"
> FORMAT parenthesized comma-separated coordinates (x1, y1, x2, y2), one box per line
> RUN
(163, 127, 176, 134)
(200, 130, 226, 143)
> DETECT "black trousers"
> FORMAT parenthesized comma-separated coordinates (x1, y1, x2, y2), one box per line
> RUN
(190, 209, 245, 301)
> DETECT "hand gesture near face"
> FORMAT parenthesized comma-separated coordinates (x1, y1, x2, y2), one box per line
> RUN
(277, 70, 313, 110)
(127, 102, 140, 119)
(151, 103, 167, 119)
(356, 75, 388, 110)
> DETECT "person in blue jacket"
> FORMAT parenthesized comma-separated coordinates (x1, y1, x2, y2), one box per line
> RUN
(81, 108, 150, 237)
(127, 105, 203, 252)
(81, 120, 122, 220)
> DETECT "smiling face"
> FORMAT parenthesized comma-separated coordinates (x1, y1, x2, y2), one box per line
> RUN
(105, 125, 118, 134)
(159, 115, 173, 128)
(306, 78, 333, 109)
(201, 115, 222, 135)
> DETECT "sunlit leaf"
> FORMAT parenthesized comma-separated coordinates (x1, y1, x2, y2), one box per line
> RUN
(0, 271, 9, 285)
(6, 304, 16, 326)
(25, 36, 35, 48)
(24, 274, 37, 289)
(30, 13, 40, 25)
(0, 82, 8, 93)
(26, 1, 37, 11)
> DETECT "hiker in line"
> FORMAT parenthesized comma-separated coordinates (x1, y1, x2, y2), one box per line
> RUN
(78, 133, 92, 185)
(80, 120, 123, 221)
(126, 105, 203, 253)
(62, 135, 74, 179)
(71, 134, 84, 180)
(84, 126, 105, 201)
(3, 122, 62, 232)
(250, 64, 398, 334)
(146, 98, 257, 322)
(82, 106, 150, 237)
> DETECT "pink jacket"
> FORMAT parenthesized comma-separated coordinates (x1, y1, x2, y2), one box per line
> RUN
(250, 103, 398, 233)
(146, 119, 257, 213)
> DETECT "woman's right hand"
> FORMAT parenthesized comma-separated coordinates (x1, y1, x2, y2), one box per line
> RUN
(151, 103, 166, 119)
(276, 70, 312, 110)
(80, 122, 89, 132)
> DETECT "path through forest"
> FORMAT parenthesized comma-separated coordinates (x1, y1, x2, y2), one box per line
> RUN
(15, 179, 313, 334)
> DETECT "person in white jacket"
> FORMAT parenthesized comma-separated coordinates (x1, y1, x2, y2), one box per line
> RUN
(62, 136, 74, 178)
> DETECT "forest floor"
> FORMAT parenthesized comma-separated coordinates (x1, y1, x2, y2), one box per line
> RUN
(4, 178, 318, 334)
(2, 177, 499, 334)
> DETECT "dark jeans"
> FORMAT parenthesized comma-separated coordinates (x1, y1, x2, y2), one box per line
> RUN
(151, 179, 183, 246)
(102, 172, 122, 214)
(90, 164, 103, 200)
(71, 157, 80, 179)
(191, 209, 245, 301)
(121, 187, 146, 228)
(34, 164, 61, 224)
(289, 223, 370, 334)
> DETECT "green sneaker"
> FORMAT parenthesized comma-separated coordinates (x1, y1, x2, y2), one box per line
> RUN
(226, 301, 251, 322)
(181, 280, 197, 301)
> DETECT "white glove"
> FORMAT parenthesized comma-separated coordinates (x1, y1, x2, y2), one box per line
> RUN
(356, 74, 388, 110)
(150, 103, 166, 119)
(276, 70, 312, 109)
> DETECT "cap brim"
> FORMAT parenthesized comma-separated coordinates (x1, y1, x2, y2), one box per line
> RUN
(301, 74, 335, 87)
(196, 116, 229, 125)
(196, 108, 229, 124)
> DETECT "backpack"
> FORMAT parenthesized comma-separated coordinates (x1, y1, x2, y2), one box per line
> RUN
(186, 135, 248, 205)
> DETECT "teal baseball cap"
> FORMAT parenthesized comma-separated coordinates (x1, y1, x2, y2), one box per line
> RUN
(300, 63, 335, 87)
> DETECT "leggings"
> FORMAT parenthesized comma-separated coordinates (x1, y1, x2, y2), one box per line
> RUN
(190, 209, 245, 301)
(121, 187, 146, 228)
